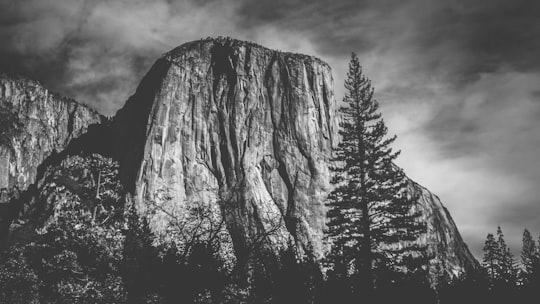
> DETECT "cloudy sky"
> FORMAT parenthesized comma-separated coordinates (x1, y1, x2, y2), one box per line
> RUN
(1, 0, 539, 258)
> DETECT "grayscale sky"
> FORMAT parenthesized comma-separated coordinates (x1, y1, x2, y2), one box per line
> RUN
(1, 0, 539, 258)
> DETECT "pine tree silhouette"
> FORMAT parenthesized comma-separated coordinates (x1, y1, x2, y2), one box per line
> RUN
(325, 52, 427, 296)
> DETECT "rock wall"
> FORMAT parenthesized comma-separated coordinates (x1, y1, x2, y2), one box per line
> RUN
(408, 181, 479, 278)
(113, 38, 339, 260)
(0, 38, 478, 279)
(0, 74, 103, 192)
(112, 38, 478, 276)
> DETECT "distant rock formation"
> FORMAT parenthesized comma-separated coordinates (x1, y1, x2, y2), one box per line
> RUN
(0, 74, 102, 245)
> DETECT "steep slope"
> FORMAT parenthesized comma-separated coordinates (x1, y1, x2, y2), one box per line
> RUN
(0, 74, 103, 191)
(112, 37, 478, 275)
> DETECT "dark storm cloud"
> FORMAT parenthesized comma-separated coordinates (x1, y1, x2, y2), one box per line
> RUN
(0, 0, 242, 115)
(237, 0, 410, 57)
(235, 0, 540, 72)
(451, 0, 540, 73)
(0, 0, 158, 114)
(235, 0, 540, 92)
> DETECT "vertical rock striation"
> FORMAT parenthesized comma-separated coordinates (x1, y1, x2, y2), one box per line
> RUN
(0, 75, 102, 193)
(113, 38, 339, 260)
(112, 37, 478, 277)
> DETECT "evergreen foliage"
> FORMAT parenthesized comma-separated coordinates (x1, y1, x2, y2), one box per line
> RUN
(521, 229, 537, 279)
(0, 154, 127, 303)
(519, 229, 540, 300)
(325, 52, 427, 292)
(482, 226, 517, 288)
(483, 233, 499, 281)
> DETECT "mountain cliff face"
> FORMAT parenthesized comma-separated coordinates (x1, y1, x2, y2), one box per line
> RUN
(112, 38, 477, 273)
(408, 181, 478, 280)
(0, 74, 103, 246)
(0, 75, 102, 192)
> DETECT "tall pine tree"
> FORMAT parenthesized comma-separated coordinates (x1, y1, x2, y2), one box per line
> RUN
(482, 233, 499, 282)
(496, 226, 517, 284)
(326, 53, 426, 291)
(482, 226, 517, 287)
(521, 229, 537, 280)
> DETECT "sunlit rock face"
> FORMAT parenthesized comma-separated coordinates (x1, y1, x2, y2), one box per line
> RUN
(0, 74, 102, 247)
(111, 38, 478, 276)
(0, 75, 102, 193)
(112, 38, 339, 260)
